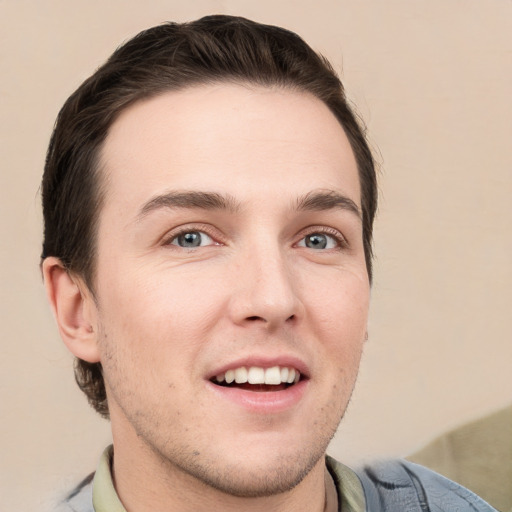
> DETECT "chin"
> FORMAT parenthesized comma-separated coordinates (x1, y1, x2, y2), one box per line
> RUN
(175, 447, 325, 498)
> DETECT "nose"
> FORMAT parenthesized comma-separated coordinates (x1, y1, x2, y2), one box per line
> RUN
(227, 245, 304, 330)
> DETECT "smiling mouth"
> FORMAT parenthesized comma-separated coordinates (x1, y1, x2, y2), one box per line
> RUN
(210, 365, 302, 392)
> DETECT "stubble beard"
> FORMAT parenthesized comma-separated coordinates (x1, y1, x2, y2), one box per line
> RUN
(106, 362, 356, 500)
(147, 423, 340, 499)
(100, 316, 359, 500)
(134, 391, 350, 500)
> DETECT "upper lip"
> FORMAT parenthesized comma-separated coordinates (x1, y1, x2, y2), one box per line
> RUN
(206, 355, 310, 381)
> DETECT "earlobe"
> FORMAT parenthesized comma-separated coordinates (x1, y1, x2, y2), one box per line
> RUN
(42, 257, 100, 363)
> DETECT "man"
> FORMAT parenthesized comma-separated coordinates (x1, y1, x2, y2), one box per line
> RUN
(41, 15, 495, 511)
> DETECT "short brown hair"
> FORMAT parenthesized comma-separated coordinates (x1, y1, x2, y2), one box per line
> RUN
(42, 15, 378, 418)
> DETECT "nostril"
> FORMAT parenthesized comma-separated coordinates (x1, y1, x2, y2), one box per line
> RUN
(246, 316, 263, 321)
(245, 314, 296, 323)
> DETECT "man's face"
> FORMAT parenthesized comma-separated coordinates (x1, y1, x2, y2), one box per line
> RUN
(92, 84, 369, 496)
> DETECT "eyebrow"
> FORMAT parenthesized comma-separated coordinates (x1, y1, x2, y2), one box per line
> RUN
(137, 188, 361, 220)
(138, 191, 241, 219)
(295, 190, 361, 219)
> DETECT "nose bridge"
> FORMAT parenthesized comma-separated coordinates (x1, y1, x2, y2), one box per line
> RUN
(229, 234, 302, 327)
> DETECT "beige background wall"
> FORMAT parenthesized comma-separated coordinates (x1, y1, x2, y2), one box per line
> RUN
(1, 1, 510, 510)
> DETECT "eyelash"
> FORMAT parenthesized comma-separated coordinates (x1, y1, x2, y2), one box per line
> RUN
(162, 224, 221, 247)
(295, 226, 348, 250)
(162, 224, 348, 250)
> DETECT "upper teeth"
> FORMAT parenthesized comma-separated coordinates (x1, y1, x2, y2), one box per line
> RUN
(215, 366, 300, 385)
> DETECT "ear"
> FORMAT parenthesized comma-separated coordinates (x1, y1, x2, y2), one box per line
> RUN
(42, 257, 100, 363)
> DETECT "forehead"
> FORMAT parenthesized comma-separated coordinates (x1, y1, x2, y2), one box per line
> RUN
(99, 83, 360, 214)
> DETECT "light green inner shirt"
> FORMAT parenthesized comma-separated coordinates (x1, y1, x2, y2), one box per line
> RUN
(92, 446, 365, 512)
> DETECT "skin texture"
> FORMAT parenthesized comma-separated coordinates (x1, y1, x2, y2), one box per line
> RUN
(44, 84, 370, 512)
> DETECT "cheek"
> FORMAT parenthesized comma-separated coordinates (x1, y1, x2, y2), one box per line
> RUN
(307, 271, 369, 335)
(96, 265, 227, 366)
(305, 271, 368, 379)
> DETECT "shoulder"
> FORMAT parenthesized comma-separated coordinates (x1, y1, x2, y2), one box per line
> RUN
(354, 459, 498, 511)
(51, 473, 94, 512)
(408, 406, 512, 511)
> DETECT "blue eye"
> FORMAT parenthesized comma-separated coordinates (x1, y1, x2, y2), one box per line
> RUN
(298, 233, 338, 250)
(170, 231, 214, 248)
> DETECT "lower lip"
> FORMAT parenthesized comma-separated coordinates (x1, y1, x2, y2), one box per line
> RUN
(206, 380, 308, 414)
